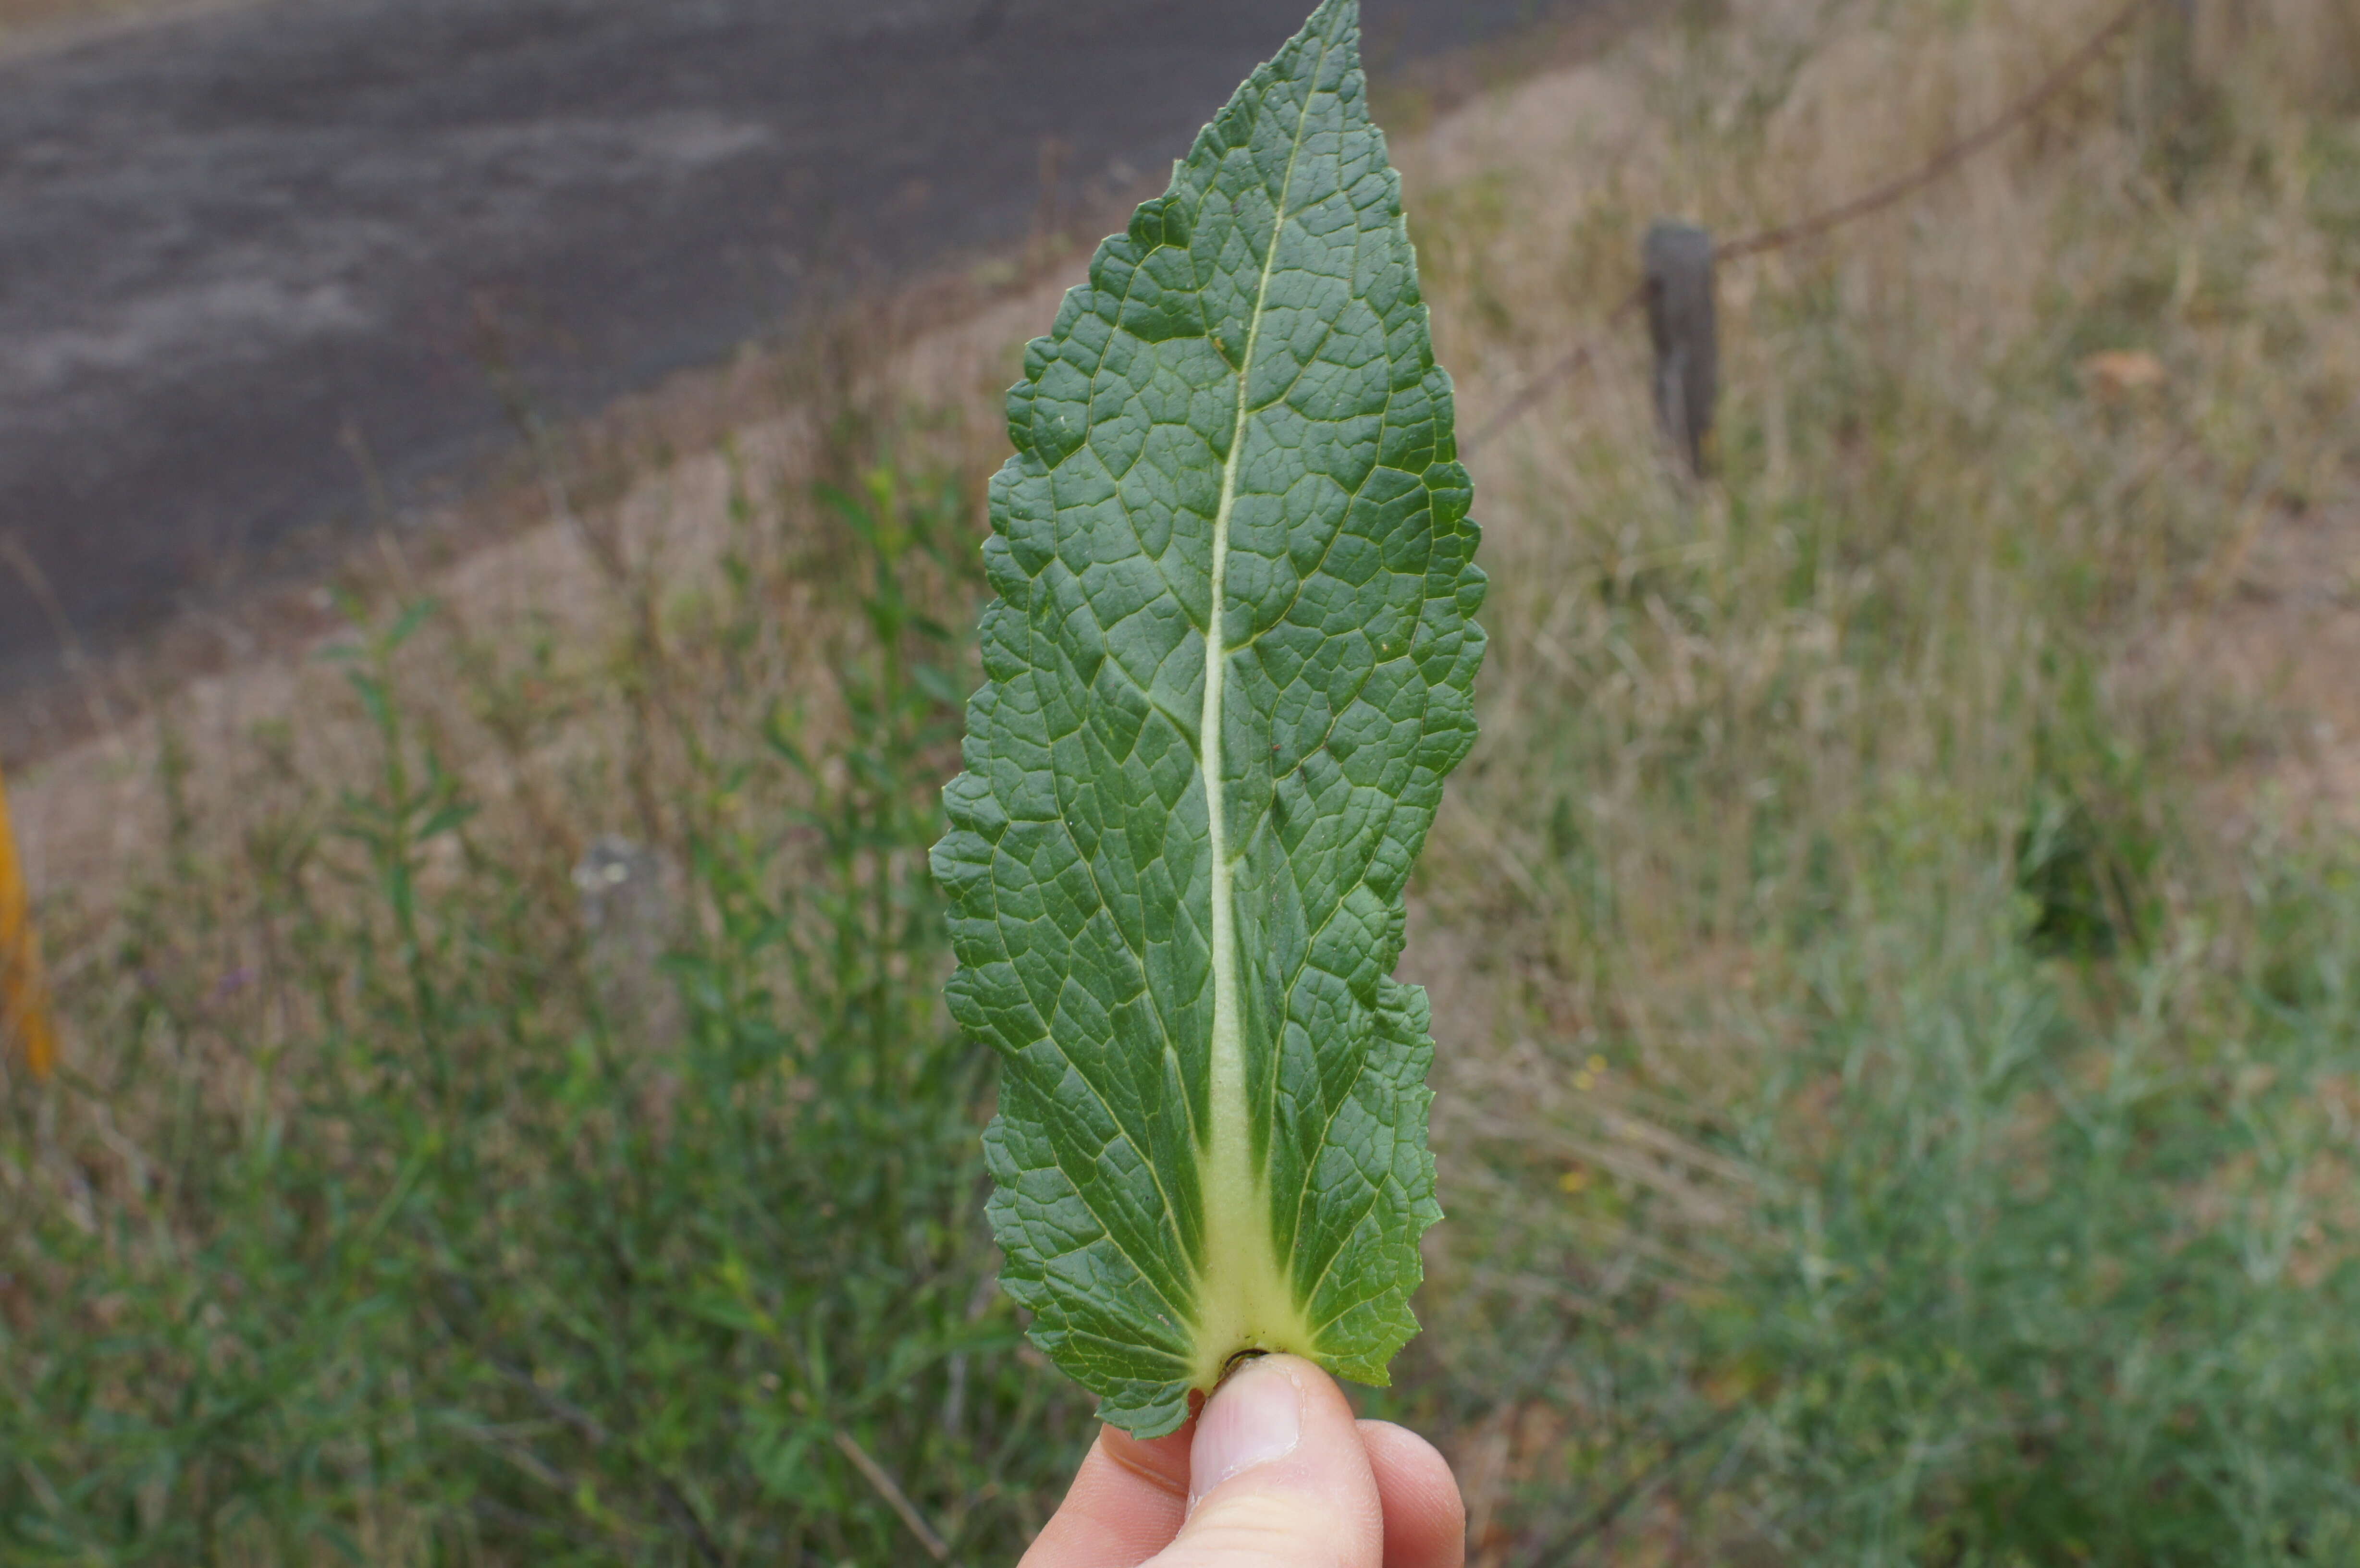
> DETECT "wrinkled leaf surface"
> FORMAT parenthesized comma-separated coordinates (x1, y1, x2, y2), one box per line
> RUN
(932, 0, 1484, 1437)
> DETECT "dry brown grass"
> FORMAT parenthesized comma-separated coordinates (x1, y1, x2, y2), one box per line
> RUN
(2198, 0, 2360, 106)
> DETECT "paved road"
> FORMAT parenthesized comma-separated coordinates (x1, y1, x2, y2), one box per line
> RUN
(0, 0, 1579, 690)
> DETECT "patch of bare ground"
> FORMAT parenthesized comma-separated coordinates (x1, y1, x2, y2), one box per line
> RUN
(2179, 502, 2360, 833)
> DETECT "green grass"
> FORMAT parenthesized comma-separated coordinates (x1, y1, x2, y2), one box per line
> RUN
(7, 0, 2360, 1562)
(3, 455, 1092, 1563)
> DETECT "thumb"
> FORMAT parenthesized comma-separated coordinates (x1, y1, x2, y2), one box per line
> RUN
(1154, 1355, 1383, 1568)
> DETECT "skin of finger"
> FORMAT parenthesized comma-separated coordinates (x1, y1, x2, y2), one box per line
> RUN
(1152, 1356, 1384, 1568)
(1020, 1425, 1195, 1568)
(1358, 1421, 1467, 1568)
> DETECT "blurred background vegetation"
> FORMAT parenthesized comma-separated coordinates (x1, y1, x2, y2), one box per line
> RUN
(6, 0, 2360, 1562)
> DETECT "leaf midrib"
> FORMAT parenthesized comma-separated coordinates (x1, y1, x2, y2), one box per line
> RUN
(1194, 19, 1332, 1362)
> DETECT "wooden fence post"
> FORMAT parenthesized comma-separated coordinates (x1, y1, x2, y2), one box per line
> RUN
(1644, 220, 1719, 477)
(0, 759, 56, 1083)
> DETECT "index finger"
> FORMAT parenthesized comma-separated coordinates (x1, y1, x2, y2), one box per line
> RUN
(1020, 1421, 1195, 1568)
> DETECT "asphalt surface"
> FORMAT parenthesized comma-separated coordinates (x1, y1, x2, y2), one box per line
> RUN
(0, 0, 1577, 691)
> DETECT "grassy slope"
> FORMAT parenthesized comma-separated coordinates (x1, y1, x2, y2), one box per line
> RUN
(6, 0, 2360, 1562)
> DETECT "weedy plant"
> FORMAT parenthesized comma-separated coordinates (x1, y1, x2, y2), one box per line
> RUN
(0, 424, 1095, 1563)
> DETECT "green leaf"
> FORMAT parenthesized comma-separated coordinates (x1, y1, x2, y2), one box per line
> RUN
(930, 0, 1484, 1437)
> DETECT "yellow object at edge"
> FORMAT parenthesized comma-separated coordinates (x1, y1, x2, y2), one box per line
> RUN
(0, 759, 55, 1081)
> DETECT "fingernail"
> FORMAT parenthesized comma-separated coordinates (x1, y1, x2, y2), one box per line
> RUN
(1188, 1358, 1304, 1510)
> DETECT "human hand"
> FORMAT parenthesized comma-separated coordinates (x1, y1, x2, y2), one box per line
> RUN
(1020, 1354, 1466, 1568)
